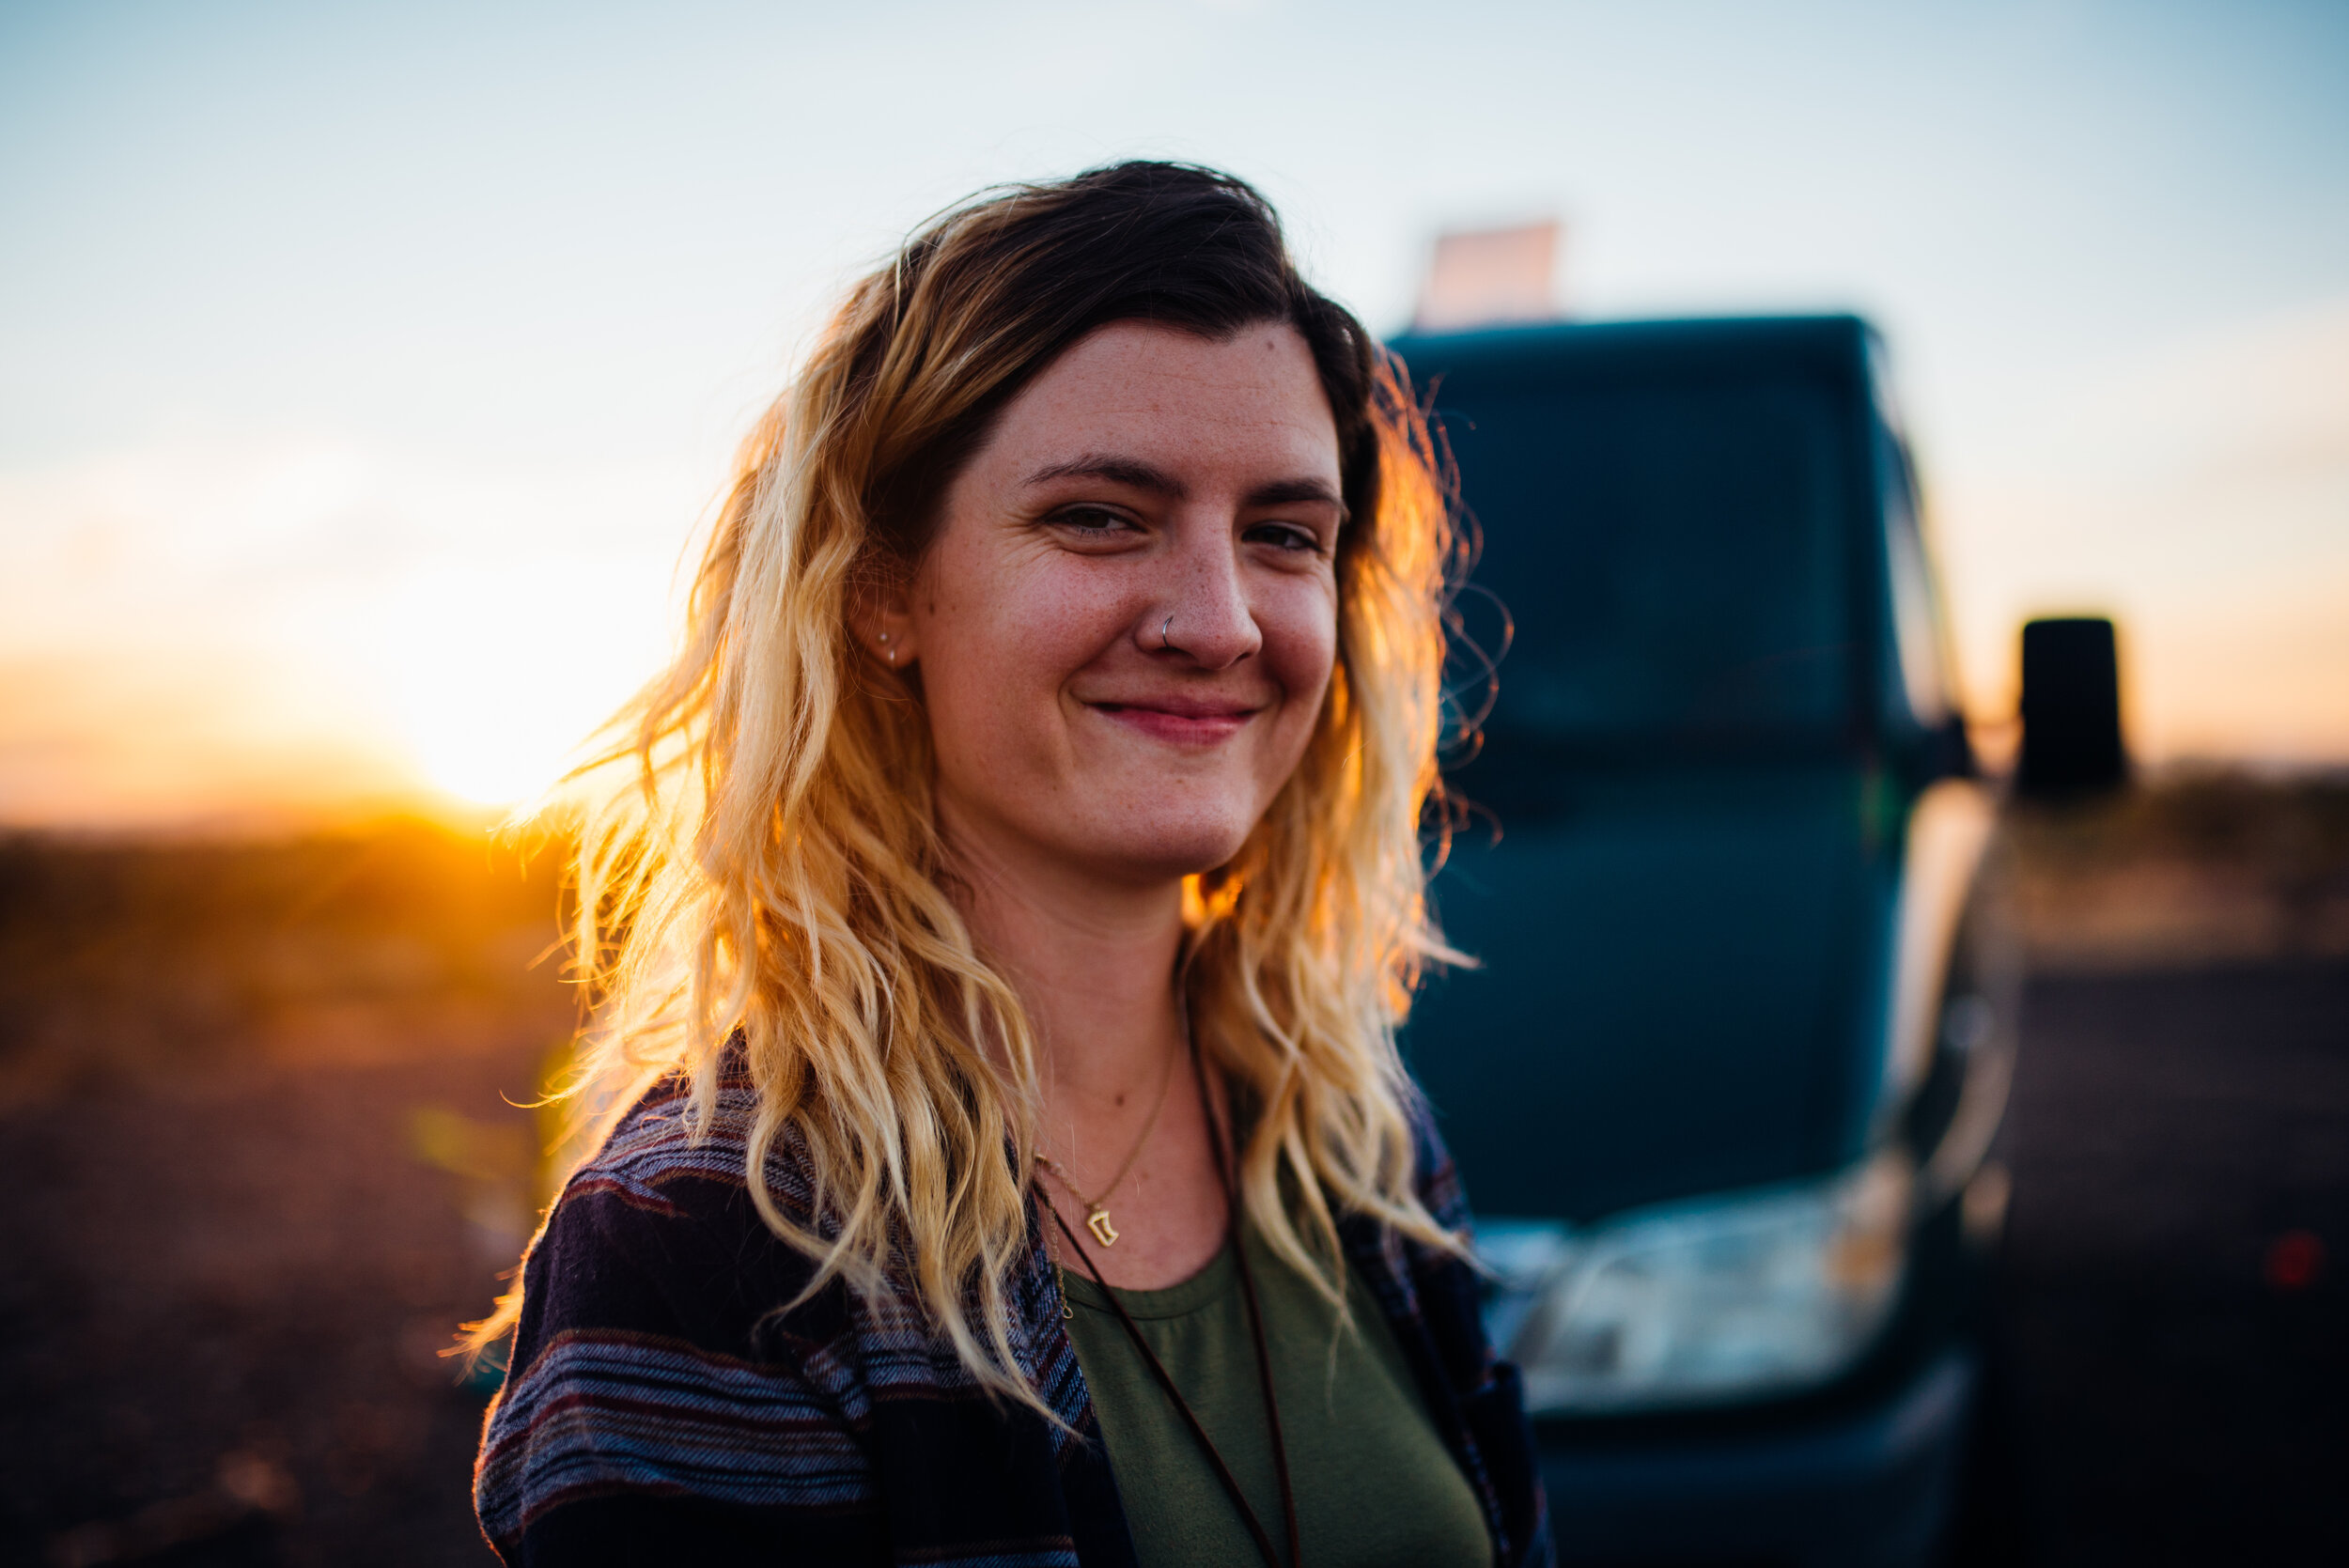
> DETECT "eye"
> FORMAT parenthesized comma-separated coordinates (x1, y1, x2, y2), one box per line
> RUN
(1050, 505, 1143, 538)
(1246, 520, 1326, 554)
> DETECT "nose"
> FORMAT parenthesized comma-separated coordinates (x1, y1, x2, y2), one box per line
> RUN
(1143, 520, 1261, 670)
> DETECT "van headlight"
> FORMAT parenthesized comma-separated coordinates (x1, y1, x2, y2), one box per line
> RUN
(1477, 1149, 1914, 1415)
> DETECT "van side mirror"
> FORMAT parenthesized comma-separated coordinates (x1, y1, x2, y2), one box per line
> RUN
(2015, 616, 2126, 799)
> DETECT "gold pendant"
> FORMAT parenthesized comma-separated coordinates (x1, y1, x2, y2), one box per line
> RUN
(1086, 1206, 1119, 1248)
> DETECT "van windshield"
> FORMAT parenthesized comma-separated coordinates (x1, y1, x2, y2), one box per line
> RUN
(1439, 374, 1856, 756)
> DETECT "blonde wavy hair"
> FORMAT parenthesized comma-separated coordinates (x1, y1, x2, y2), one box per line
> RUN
(486, 163, 1467, 1408)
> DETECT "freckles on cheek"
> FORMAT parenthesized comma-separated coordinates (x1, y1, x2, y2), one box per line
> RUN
(933, 559, 1101, 742)
(1269, 585, 1341, 702)
(1017, 564, 1127, 671)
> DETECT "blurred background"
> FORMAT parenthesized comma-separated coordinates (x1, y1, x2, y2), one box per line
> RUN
(0, 1, 2341, 1563)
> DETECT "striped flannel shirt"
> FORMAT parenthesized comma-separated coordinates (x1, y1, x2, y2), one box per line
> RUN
(474, 1066, 1553, 1567)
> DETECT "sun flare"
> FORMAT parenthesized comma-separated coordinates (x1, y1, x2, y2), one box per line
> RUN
(367, 563, 665, 811)
(409, 708, 583, 808)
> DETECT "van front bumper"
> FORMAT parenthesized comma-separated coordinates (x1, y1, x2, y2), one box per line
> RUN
(1541, 1348, 1977, 1568)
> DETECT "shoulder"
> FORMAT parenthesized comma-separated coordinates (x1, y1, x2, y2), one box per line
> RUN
(509, 1068, 837, 1346)
(1335, 1081, 1477, 1344)
(474, 1072, 877, 1561)
(1380, 1084, 1559, 1567)
(1346, 1084, 1504, 1441)
(1400, 1084, 1472, 1235)
(506, 1059, 865, 1368)
(564, 1063, 815, 1225)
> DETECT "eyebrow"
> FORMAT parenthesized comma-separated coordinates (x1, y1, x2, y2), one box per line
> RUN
(1022, 454, 1347, 517)
(1246, 477, 1347, 516)
(1024, 455, 1187, 498)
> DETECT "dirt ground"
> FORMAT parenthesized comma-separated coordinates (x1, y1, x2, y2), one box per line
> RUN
(0, 1050, 532, 1568)
(0, 825, 560, 1567)
(1, 785, 2343, 1565)
(1989, 960, 2348, 1565)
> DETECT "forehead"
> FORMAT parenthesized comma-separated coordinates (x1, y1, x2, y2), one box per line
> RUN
(975, 320, 1341, 484)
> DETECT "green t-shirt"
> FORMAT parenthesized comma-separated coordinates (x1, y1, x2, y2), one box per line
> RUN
(1060, 1221, 1493, 1568)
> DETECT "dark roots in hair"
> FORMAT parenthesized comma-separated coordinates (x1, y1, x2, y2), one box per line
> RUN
(851, 161, 1383, 570)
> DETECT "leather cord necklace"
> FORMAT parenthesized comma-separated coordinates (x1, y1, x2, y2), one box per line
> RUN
(1042, 1045, 1302, 1568)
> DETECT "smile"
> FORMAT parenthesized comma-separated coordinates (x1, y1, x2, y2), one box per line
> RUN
(1086, 699, 1261, 745)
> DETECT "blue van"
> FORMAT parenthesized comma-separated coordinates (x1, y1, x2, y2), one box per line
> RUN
(1391, 318, 2047, 1567)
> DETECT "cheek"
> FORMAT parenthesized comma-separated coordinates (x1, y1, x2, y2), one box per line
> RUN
(1261, 577, 1341, 731)
(919, 554, 1116, 745)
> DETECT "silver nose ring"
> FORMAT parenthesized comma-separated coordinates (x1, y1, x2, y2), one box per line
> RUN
(1159, 613, 1174, 651)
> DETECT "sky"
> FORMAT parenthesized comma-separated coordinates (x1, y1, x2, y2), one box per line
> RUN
(2, 0, 2344, 828)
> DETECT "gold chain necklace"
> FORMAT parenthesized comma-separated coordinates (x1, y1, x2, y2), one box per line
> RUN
(1034, 1036, 1178, 1248)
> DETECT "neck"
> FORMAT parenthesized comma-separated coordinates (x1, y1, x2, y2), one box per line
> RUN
(938, 798, 1189, 1116)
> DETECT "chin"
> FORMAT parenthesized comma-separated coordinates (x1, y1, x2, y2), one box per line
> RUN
(1080, 802, 1260, 885)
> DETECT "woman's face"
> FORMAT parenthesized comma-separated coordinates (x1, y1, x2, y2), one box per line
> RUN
(889, 319, 1344, 889)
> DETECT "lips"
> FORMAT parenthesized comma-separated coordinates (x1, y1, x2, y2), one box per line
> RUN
(1085, 694, 1263, 744)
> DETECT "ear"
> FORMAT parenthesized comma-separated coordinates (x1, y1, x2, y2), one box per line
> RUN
(851, 578, 919, 670)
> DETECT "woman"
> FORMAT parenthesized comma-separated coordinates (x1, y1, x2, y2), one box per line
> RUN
(474, 162, 1549, 1568)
